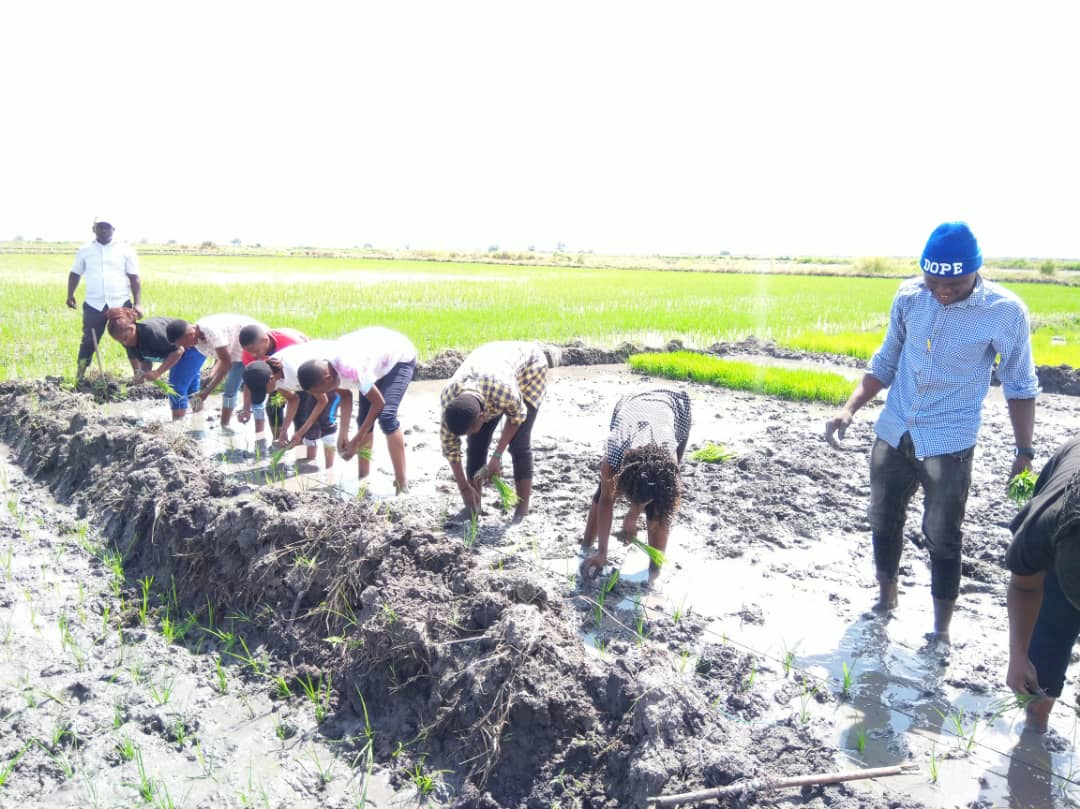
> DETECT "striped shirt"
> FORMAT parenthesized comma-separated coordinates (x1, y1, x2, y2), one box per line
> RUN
(440, 342, 549, 462)
(605, 389, 692, 472)
(869, 276, 1038, 457)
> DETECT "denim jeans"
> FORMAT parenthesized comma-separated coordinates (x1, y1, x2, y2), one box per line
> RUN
(168, 348, 207, 410)
(868, 433, 974, 600)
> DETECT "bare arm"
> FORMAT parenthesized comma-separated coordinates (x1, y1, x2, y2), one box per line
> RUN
(449, 458, 480, 513)
(276, 389, 300, 445)
(825, 373, 886, 446)
(197, 347, 233, 404)
(335, 388, 354, 453)
(1006, 572, 1045, 696)
(289, 392, 328, 447)
(67, 272, 81, 308)
(478, 418, 522, 482)
(146, 348, 185, 381)
(128, 274, 143, 314)
(582, 461, 617, 577)
(1007, 397, 1037, 478)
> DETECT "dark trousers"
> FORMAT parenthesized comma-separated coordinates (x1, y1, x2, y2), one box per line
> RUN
(78, 300, 132, 366)
(1029, 569, 1080, 697)
(868, 433, 973, 601)
(356, 360, 416, 435)
(466, 402, 539, 482)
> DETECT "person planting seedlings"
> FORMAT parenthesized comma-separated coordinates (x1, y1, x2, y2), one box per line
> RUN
(1005, 438, 1080, 734)
(236, 324, 308, 439)
(581, 388, 691, 581)
(105, 308, 205, 420)
(440, 341, 552, 522)
(296, 327, 416, 492)
(242, 339, 342, 470)
(166, 314, 265, 430)
(825, 221, 1038, 646)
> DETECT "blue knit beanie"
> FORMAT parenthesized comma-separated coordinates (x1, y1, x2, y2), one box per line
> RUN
(921, 222, 983, 277)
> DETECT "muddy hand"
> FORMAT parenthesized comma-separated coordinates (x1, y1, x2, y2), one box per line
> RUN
(236, 409, 251, 425)
(581, 553, 606, 579)
(191, 394, 204, 413)
(1006, 657, 1043, 700)
(825, 408, 852, 449)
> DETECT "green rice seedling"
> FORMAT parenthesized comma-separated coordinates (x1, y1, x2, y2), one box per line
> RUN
(798, 681, 816, 724)
(381, 603, 398, 625)
(671, 597, 687, 624)
(603, 569, 620, 593)
(1, 547, 12, 580)
(160, 611, 176, 644)
(310, 747, 336, 788)
(41, 744, 76, 779)
(1008, 469, 1039, 507)
(840, 660, 856, 699)
(462, 511, 479, 549)
(125, 746, 154, 802)
(780, 639, 800, 677)
(635, 610, 649, 647)
(152, 780, 177, 809)
(271, 675, 293, 700)
(171, 716, 187, 748)
(148, 676, 175, 706)
(138, 576, 154, 626)
(148, 376, 178, 397)
(690, 443, 736, 463)
(489, 475, 519, 510)
(928, 745, 939, 783)
(297, 672, 332, 723)
(226, 636, 268, 676)
(742, 660, 758, 690)
(203, 626, 237, 654)
(593, 589, 606, 629)
(404, 758, 451, 798)
(116, 735, 136, 762)
(630, 351, 854, 405)
(113, 701, 125, 728)
(269, 447, 289, 466)
(679, 649, 692, 673)
(293, 550, 319, 570)
(852, 724, 867, 755)
(0, 741, 30, 786)
(631, 537, 666, 568)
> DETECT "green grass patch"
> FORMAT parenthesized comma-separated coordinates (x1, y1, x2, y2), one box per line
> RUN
(629, 351, 853, 404)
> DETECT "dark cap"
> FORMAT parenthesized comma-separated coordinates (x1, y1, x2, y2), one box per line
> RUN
(243, 361, 272, 405)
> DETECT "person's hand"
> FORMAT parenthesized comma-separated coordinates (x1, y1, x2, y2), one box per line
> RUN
(1010, 454, 1034, 481)
(130, 370, 146, 385)
(143, 369, 159, 382)
(478, 453, 502, 483)
(337, 435, 350, 456)
(66, 294, 77, 310)
(1006, 655, 1044, 700)
(191, 393, 205, 413)
(132, 305, 144, 318)
(581, 553, 607, 579)
(825, 408, 854, 448)
(236, 409, 251, 425)
(272, 436, 289, 450)
(459, 482, 481, 513)
(620, 512, 638, 546)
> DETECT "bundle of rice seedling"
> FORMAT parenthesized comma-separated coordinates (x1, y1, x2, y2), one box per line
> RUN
(1008, 469, 1038, 508)
(149, 377, 179, 397)
(691, 443, 735, 463)
(490, 475, 519, 511)
(631, 537, 666, 567)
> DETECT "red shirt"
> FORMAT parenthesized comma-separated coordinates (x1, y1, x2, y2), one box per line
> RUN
(241, 327, 308, 365)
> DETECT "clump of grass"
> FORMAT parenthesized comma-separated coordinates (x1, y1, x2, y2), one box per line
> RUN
(463, 512, 479, 549)
(779, 329, 885, 361)
(629, 351, 853, 405)
(631, 537, 666, 568)
(1008, 469, 1038, 508)
(691, 442, 736, 463)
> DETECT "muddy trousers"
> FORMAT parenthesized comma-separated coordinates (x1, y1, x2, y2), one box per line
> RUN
(465, 403, 539, 481)
(867, 434, 973, 601)
(78, 300, 132, 367)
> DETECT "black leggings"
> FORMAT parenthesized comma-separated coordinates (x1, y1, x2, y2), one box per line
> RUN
(465, 403, 539, 482)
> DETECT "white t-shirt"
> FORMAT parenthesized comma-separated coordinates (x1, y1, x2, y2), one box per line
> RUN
(70, 239, 139, 310)
(274, 340, 340, 392)
(330, 327, 417, 394)
(195, 314, 262, 362)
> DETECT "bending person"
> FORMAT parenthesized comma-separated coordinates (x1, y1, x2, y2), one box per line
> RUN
(242, 339, 341, 470)
(166, 314, 264, 429)
(440, 341, 550, 522)
(1005, 438, 1080, 733)
(237, 324, 308, 438)
(297, 327, 416, 493)
(581, 388, 691, 579)
(104, 308, 205, 420)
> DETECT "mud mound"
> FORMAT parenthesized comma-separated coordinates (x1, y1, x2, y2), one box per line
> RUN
(1036, 364, 1080, 396)
(43, 373, 170, 403)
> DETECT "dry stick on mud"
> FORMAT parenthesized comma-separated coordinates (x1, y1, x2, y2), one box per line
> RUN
(649, 763, 918, 806)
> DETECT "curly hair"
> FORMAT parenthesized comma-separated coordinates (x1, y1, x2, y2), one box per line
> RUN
(616, 443, 681, 525)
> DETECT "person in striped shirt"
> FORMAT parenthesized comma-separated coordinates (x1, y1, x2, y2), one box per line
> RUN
(440, 342, 551, 522)
(826, 222, 1039, 644)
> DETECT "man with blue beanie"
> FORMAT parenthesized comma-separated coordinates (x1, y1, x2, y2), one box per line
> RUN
(826, 222, 1039, 645)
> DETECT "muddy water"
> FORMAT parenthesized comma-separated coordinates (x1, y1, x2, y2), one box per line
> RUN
(7, 359, 1080, 807)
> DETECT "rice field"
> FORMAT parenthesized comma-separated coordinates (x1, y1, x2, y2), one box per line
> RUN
(3, 251, 1079, 381)
(629, 352, 854, 405)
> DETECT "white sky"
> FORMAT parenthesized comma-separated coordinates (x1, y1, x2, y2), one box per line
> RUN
(2, 1, 1078, 257)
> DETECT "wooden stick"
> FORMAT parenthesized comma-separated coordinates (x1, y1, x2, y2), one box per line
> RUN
(649, 763, 918, 806)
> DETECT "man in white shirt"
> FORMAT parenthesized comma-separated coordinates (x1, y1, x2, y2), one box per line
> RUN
(67, 216, 142, 380)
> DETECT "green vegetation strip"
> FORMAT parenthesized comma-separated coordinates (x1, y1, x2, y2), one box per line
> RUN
(630, 351, 852, 405)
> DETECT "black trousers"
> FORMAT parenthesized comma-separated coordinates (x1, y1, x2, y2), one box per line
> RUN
(465, 403, 539, 482)
(78, 300, 132, 366)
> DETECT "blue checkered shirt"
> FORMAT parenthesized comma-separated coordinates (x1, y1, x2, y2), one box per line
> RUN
(869, 276, 1039, 458)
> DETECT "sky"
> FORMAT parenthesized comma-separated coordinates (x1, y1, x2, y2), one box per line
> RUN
(2, 1, 1078, 257)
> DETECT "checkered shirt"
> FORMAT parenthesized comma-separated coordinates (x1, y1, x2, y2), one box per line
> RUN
(869, 276, 1039, 457)
(439, 342, 549, 462)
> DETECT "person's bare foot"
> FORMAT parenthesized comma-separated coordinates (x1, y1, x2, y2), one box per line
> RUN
(871, 579, 899, 613)
(511, 504, 528, 524)
(1024, 699, 1053, 734)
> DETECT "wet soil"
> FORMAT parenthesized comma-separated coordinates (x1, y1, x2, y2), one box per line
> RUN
(2, 361, 1080, 808)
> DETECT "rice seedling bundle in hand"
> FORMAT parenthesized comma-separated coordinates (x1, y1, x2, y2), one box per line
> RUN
(691, 443, 735, 463)
(270, 447, 289, 466)
(149, 377, 179, 397)
(631, 537, 666, 568)
(1007, 469, 1038, 507)
(490, 475, 519, 511)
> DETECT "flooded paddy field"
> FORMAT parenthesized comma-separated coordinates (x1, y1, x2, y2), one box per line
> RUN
(2, 354, 1079, 808)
